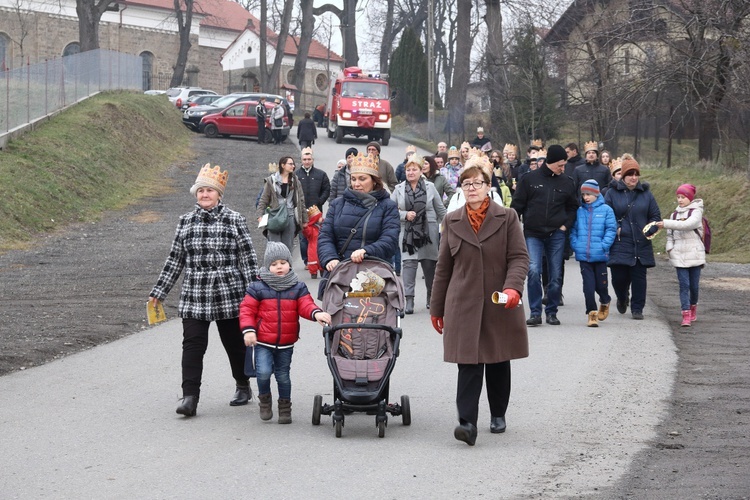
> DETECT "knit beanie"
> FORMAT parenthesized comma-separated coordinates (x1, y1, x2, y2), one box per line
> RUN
(366, 141, 381, 154)
(264, 241, 292, 269)
(581, 179, 600, 196)
(620, 155, 640, 177)
(546, 144, 567, 164)
(345, 147, 359, 159)
(676, 183, 696, 201)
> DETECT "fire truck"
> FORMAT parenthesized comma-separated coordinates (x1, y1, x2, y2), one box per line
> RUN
(327, 67, 392, 146)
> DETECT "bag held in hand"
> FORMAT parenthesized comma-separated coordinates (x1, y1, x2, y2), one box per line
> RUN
(265, 203, 288, 233)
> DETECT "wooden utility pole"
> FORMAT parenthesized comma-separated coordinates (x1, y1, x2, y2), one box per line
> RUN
(427, 0, 434, 142)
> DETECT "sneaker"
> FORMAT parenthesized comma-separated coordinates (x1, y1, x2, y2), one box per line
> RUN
(631, 311, 644, 320)
(526, 316, 542, 326)
(546, 314, 561, 325)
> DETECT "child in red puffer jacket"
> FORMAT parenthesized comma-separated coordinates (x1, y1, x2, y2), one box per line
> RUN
(240, 242, 331, 424)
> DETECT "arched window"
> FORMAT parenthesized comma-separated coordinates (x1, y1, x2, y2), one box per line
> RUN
(0, 33, 10, 71)
(62, 42, 80, 58)
(140, 51, 154, 90)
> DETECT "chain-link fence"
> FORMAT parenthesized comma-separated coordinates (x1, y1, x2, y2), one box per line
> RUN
(1, 49, 141, 134)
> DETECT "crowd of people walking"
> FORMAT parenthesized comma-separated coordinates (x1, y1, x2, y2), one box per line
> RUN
(148, 125, 707, 447)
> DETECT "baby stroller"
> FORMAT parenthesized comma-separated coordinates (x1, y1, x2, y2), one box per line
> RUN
(312, 257, 411, 438)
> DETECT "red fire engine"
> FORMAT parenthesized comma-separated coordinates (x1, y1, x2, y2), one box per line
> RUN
(326, 67, 392, 146)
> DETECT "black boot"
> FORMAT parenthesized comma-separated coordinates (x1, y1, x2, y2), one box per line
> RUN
(176, 395, 199, 417)
(230, 385, 252, 406)
(426, 289, 431, 309)
(405, 296, 414, 314)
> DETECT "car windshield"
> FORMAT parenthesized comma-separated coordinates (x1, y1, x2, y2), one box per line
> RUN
(166, 88, 183, 97)
(341, 82, 388, 99)
(211, 95, 244, 108)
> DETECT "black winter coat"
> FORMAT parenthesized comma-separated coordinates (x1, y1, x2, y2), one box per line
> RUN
(511, 164, 579, 239)
(318, 188, 400, 266)
(295, 165, 330, 211)
(565, 155, 585, 178)
(604, 180, 661, 267)
(296, 117, 317, 142)
(574, 161, 612, 193)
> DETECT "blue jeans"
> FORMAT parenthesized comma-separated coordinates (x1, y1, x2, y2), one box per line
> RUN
(676, 266, 701, 311)
(392, 250, 402, 274)
(255, 345, 294, 399)
(526, 230, 566, 316)
(579, 261, 611, 314)
(299, 233, 308, 264)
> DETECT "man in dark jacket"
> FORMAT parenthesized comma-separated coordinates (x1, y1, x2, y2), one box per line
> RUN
(366, 141, 398, 191)
(564, 142, 585, 177)
(470, 127, 492, 149)
(511, 144, 579, 326)
(256, 97, 268, 144)
(296, 147, 330, 268)
(296, 112, 317, 148)
(574, 141, 612, 194)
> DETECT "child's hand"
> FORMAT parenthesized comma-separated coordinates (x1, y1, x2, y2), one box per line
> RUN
(314, 311, 332, 326)
(243, 331, 257, 347)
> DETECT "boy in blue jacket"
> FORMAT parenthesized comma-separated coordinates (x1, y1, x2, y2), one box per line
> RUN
(570, 180, 617, 327)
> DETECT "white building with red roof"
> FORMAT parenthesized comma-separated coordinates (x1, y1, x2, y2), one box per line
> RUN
(0, 0, 342, 106)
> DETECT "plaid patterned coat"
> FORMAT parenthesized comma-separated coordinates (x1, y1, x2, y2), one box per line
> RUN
(150, 202, 260, 321)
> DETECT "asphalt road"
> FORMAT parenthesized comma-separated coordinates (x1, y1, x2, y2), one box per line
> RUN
(0, 131, 678, 498)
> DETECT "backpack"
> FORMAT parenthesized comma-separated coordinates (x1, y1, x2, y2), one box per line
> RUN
(672, 208, 711, 254)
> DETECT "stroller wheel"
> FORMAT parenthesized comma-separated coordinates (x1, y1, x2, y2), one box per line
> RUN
(335, 419, 343, 438)
(377, 420, 386, 438)
(401, 395, 411, 426)
(312, 394, 322, 425)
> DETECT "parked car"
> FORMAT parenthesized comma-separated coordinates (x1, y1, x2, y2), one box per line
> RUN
(144, 89, 167, 95)
(181, 94, 224, 110)
(166, 87, 218, 109)
(199, 100, 288, 142)
(183, 93, 293, 139)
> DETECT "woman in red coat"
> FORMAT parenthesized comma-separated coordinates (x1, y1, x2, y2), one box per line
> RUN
(430, 165, 530, 446)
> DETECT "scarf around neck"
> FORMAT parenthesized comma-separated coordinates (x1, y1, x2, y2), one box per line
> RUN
(259, 267, 299, 292)
(403, 178, 430, 255)
(466, 196, 491, 234)
(351, 189, 377, 208)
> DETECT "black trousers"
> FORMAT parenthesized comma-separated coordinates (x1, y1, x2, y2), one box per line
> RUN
(257, 120, 267, 143)
(609, 261, 649, 313)
(181, 318, 248, 397)
(456, 361, 511, 427)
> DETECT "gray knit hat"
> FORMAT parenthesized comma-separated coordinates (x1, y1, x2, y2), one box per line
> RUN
(264, 241, 292, 269)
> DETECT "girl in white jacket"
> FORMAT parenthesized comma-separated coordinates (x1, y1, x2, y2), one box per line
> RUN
(656, 184, 706, 327)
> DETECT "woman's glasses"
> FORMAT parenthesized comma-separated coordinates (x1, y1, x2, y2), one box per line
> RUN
(461, 181, 487, 190)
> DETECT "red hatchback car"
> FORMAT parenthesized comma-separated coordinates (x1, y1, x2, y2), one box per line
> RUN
(199, 101, 277, 142)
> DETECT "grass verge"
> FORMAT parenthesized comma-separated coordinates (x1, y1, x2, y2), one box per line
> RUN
(0, 91, 192, 251)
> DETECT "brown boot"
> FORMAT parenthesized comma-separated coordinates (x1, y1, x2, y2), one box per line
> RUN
(597, 302, 610, 321)
(587, 311, 599, 327)
(258, 393, 273, 421)
(278, 399, 292, 424)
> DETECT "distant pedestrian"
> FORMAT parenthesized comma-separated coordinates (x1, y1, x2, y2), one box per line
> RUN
(256, 97, 268, 144)
(258, 156, 308, 254)
(296, 112, 317, 148)
(570, 180, 617, 327)
(329, 147, 358, 200)
(239, 242, 331, 424)
(295, 147, 330, 273)
(149, 164, 260, 417)
(271, 98, 285, 145)
(656, 184, 706, 327)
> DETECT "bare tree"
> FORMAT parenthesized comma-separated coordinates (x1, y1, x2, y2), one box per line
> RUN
(169, 0, 194, 87)
(8, 0, 33, 63)
(314, 0, 359, 67)
(444, 0, 471, 136)
(290, 0, 315, 104)
(75, 0, 115, 51)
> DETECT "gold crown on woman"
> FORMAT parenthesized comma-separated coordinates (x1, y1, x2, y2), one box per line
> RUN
(268, 162, 278, 172)
(610, 157, 622, 172)
(349, 153, 379, 177)
(464, 154, 491, 171)
(530, 139, 543, 148)
(405, 154, 424, 169)
(195, 163, 228, 191)
(503, 143, 517, 154)
(537, 148, 547, 159)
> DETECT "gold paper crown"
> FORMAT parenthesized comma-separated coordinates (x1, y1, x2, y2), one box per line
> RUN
(406, 144, 417, 153)
(301, 147, 313, 156)
(447, 146, 460, 159)
(349, 153, 380, 178)
(191, 163, 228, 195)
(537, 149, 547, 159)
(469, 147, 483, 158)
(460, 141, 471, 150)
(503, 143, 517, 154)
(464, 154, 492, 172)
(307, 205, 321, 217)
(405, 154, 424, 169)
(584, 141, 599, 153)
(268, 162, 278, 172)
(610, 157, 622, 173)
(531, 139, 543, 148)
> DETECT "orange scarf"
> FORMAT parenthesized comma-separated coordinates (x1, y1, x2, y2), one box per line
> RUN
(466, 196, 491, 234)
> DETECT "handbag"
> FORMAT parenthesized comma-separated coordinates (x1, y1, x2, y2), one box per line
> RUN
(274, 118, 283, 127)
(266, 203, 288, 233)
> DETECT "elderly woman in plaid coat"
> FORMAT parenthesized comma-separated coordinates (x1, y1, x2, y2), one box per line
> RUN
(149, 164, 260, 417)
